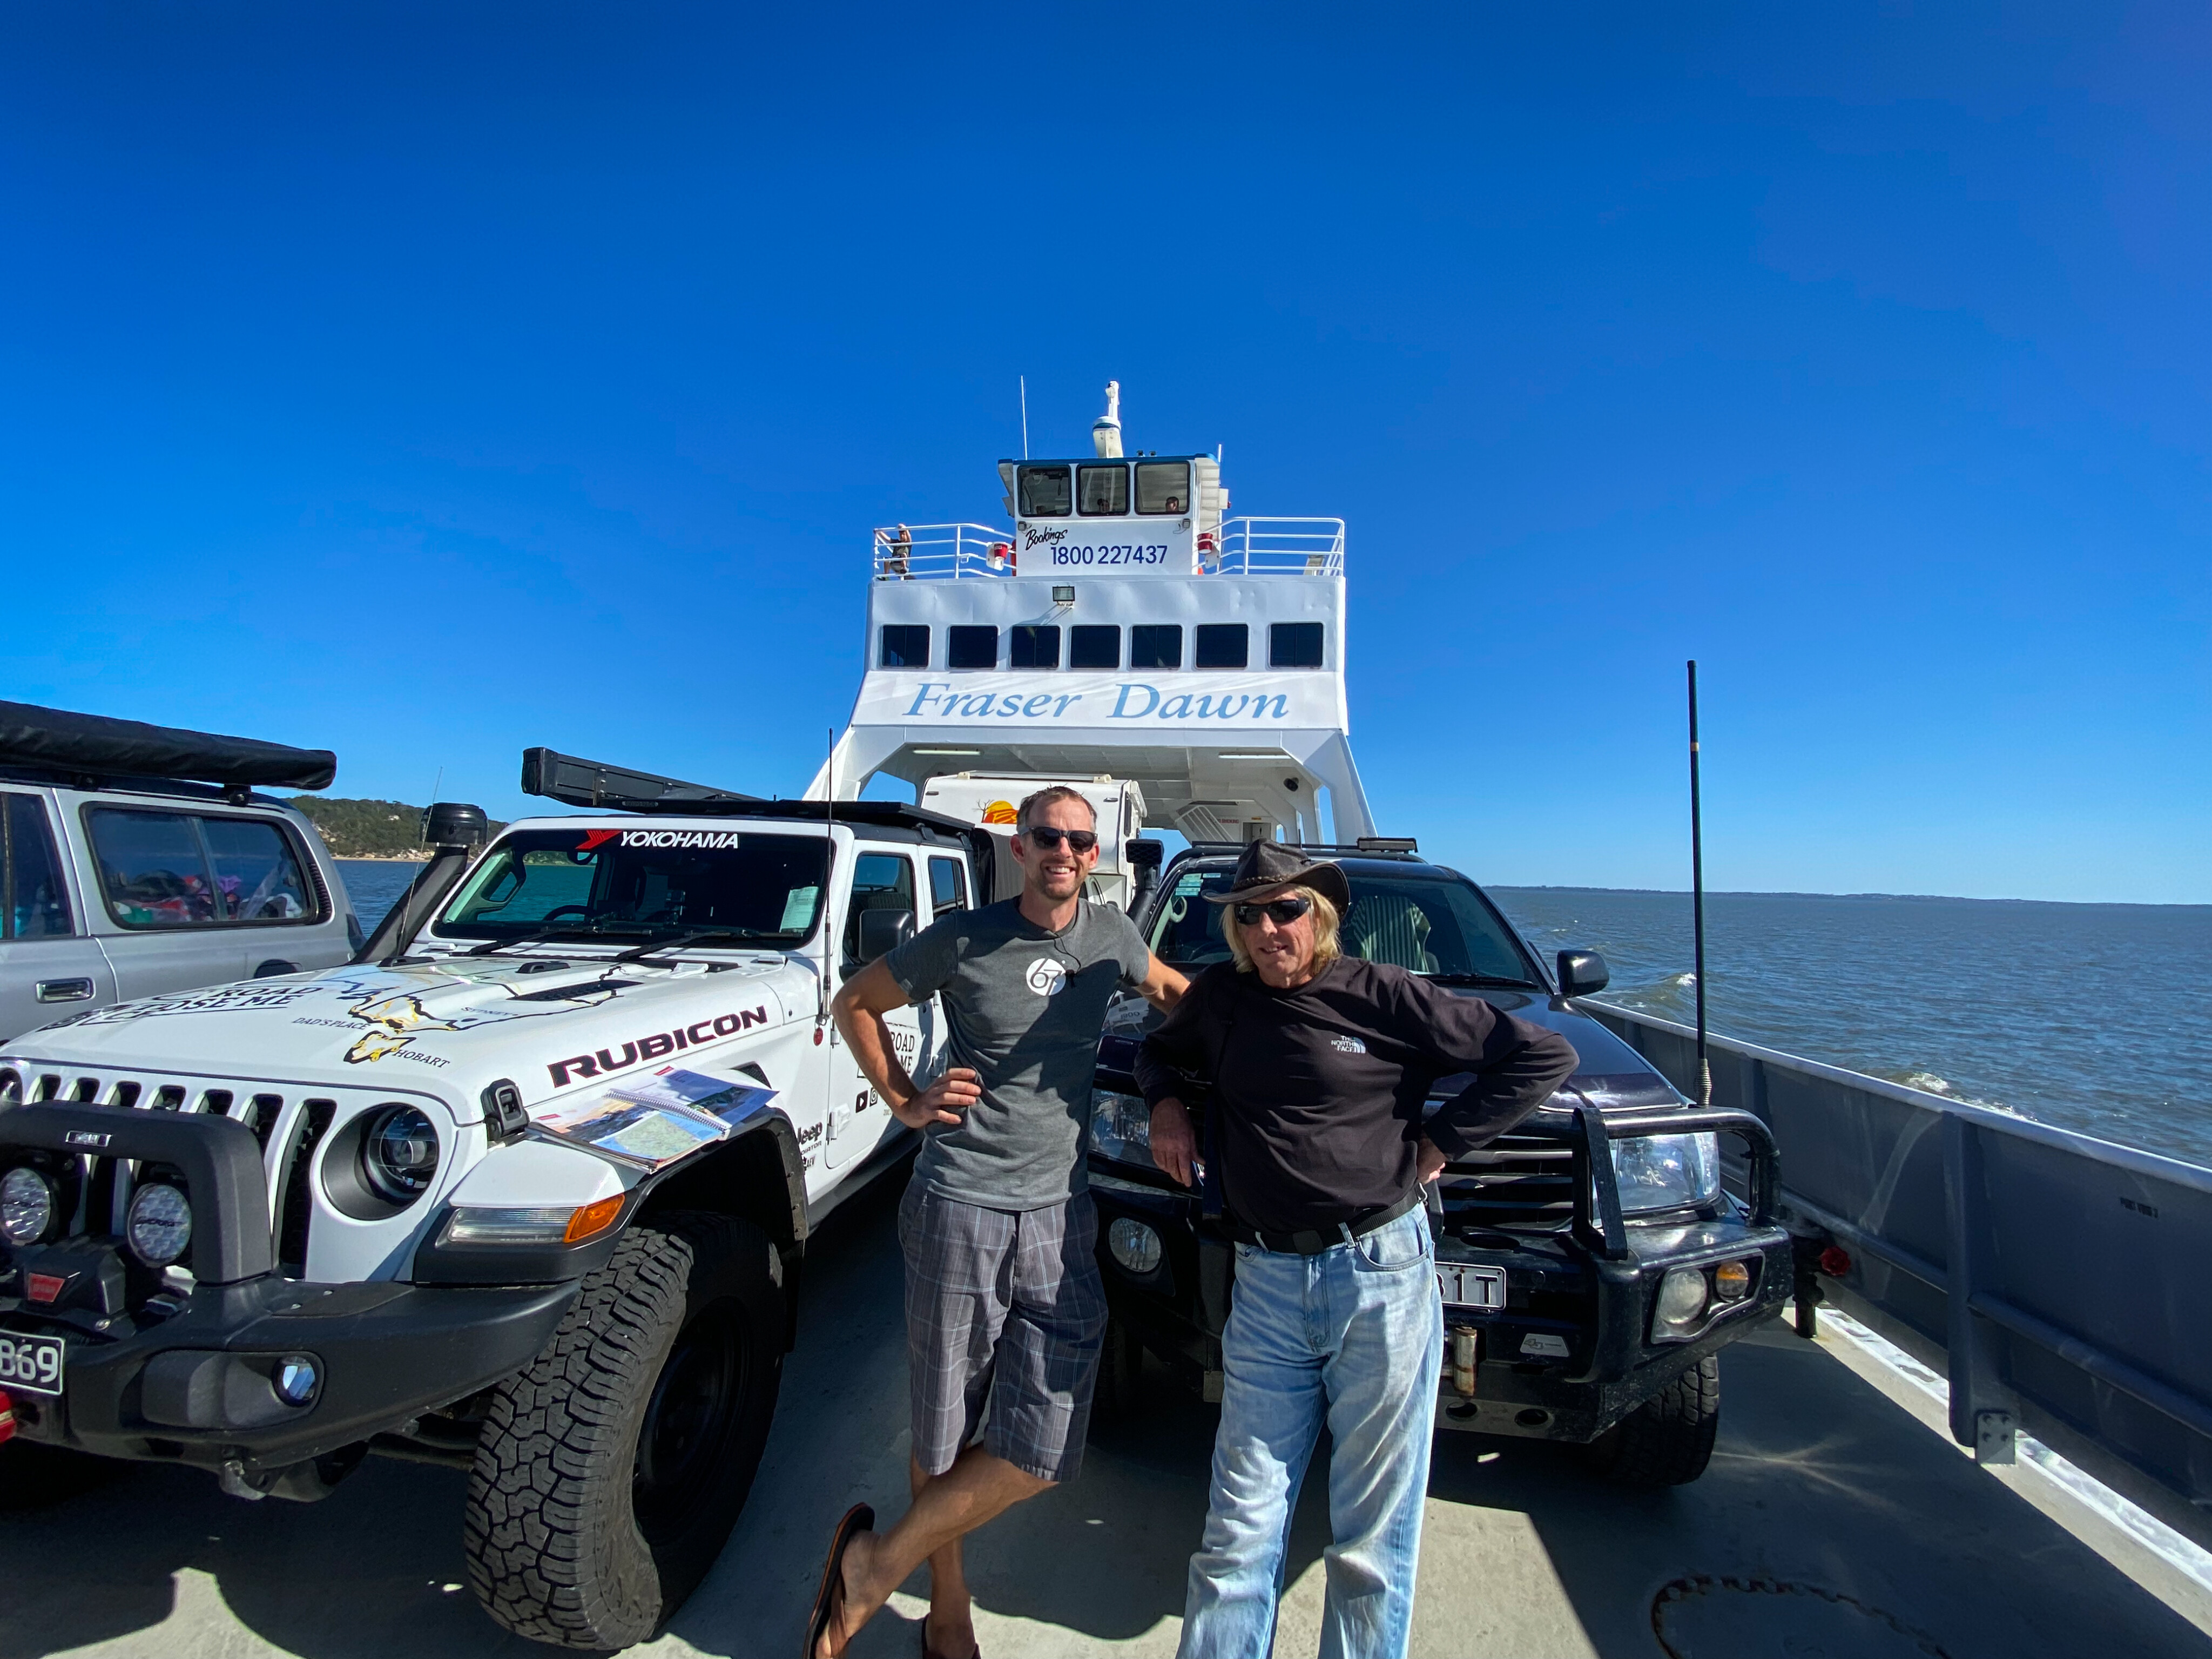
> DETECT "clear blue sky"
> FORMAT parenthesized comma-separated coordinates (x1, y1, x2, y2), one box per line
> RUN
(3, 5, 2204, 903)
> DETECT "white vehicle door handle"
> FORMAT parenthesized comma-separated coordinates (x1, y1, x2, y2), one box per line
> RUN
(36, 979, 95, 1003)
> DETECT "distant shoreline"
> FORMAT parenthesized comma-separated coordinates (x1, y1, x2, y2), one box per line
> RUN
(1488, 884, 2209, 911)
(332, 852, 431, 863)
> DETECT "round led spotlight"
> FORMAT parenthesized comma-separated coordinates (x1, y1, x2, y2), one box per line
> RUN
(1, 1165, 55, 1245)
(362, 1105, 440, 1206)
(1654, 1265, 1708, 1332)
(273, 1354, 320, 1407)
(126, 1183, 194, 1266)
(1108, 1217, 1163, 1276)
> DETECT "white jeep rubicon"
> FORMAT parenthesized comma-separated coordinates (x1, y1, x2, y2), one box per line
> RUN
(0, 748, 985, 1650)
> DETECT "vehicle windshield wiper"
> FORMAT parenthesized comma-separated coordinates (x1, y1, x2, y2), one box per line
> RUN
(1424, 972, 1539, 989)
(613, 929, 773, 963)
(463, 922, 646, 956)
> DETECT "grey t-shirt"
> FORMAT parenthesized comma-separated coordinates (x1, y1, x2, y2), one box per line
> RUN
(886, 897, 1152, 1210)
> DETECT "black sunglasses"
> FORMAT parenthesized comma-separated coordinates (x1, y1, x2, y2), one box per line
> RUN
(1233, 895, 1313, 927)
(1027, 826, 1100, 853)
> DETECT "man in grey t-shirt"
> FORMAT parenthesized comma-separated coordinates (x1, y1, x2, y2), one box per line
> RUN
(817, 786, 1185, 1659)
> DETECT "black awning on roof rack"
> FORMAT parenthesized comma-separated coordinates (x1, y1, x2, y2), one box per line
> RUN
(0, 700, 337, 791)
(521, 745, 977, 838)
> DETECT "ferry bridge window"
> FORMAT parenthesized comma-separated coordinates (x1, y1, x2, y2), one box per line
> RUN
(1077, 464, 1129, 516)
(3, 794, 72, 939)
(435, 830, 832, 946)
(1270, 622, 1325, 669)
(1018, 465, 1072, 518)
(1010, 625, 1060, 669)
(880, 625, 930, 669)
(947, 626, 998, 670)
(1149, 866, 1533, 985)
(1195, 624, 1249, 669)
(1069, 624, 1121, 670)
(1136, 461, 1191, 515)
(1130, 624, 1183, 670)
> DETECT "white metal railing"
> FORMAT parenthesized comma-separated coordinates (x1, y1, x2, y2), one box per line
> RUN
(869, 516, 1347, 579)
(870, 523, 1017, 580)
(1208, 517, 1346, 576)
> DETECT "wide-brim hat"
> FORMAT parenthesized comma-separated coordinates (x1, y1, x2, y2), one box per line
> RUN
(1202, 840, 1352, 914)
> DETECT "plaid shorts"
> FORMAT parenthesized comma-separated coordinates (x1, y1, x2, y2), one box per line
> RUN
(898, 1181, 1108, 1484)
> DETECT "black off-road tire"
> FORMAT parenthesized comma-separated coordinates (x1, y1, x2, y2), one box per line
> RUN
(0, 1440, 118, 1509)
(1582, 1355, 1719, 1487)
(464, 1211, 785, 1650)
(1088, 1309, 1147, 1429)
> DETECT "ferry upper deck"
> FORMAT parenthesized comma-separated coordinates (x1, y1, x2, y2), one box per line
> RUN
(814, 392, 1375, 847)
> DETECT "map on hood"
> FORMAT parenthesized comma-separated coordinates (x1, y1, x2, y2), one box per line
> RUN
(531, 1067, 778, 1169)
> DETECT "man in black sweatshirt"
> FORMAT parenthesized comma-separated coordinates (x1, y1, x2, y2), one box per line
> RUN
(1136, 840, 1576, 1659)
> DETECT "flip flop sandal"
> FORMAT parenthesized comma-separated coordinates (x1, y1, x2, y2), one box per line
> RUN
(804, 1503, 875, 1659)
(919, 1631, 982, 1659)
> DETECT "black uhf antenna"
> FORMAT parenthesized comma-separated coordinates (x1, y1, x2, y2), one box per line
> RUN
(1688, 659, 1710, 1108)
(815, 727, 835, 1043)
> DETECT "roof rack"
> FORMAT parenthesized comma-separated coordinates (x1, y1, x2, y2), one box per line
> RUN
(0, 700, 336, 794)
(1184, 837, 1422, 859)
(520, 746, 974, 838)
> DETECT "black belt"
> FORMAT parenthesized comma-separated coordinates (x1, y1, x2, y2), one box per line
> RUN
(1226, 1189, 1424, 1256)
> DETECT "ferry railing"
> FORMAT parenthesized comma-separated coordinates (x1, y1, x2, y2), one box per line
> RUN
(1576, 999, 2212, 1526)
(1210, 517, 1346, 576)
(870, 523, 1016, 580)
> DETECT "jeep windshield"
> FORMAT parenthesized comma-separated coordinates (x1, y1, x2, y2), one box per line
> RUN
(1149, 864, 1539, 986)
(429, 827, 830, 948)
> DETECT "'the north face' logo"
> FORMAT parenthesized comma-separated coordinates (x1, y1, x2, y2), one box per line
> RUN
(1025, 958, 1068, 996)
(1330, 1035, 1367, 1054)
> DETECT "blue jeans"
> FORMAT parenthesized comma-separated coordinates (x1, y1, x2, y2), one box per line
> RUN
(1177, 1206, 1445, 1659)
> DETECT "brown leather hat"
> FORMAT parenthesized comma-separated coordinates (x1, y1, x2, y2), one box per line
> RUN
(1202, 839, 1352, 913)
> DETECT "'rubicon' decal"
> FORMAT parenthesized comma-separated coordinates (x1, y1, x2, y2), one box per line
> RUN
(547, 1008, 772, 1087)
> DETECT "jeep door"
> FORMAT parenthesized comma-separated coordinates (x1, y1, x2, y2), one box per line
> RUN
(0, 790, 117, 1041)
(825, 848, 924, 1173)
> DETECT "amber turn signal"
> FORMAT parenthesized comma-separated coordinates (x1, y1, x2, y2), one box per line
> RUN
(564, 1195, 625, 1244)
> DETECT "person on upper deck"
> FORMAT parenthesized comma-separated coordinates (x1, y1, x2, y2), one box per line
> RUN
(1137, 839, 1577, 1659)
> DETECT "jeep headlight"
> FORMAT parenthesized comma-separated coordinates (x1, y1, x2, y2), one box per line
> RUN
(1089, 1089, 1152, 1169)
(1610, 1132, 1720, 1215)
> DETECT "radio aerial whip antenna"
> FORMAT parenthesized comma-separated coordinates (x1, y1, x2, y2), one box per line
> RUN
(1020, 375, 1029, 460)
(815, 726, 835, 1043)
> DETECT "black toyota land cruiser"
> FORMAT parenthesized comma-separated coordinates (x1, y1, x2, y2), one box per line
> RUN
(1084, 841, 1789, 1484)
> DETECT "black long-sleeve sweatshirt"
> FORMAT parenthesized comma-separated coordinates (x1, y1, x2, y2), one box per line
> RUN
(1134, 956, 1579, 1235)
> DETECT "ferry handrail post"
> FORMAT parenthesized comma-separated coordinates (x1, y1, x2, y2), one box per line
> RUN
(1943, 1111, 2020, 1463)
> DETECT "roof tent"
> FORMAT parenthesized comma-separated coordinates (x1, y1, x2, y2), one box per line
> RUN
(0, 700, 337, 792)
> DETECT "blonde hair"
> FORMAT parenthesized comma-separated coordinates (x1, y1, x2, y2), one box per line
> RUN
(1224, 885, 1341, 975)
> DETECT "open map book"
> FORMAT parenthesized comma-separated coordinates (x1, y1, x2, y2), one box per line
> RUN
(531, 1066, 778, 1169)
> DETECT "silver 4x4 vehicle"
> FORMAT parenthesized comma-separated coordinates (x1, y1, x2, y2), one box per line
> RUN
(1084, 841, 1792, 1484)
(0, 747, 986, 1650)
(0, 702, 361, 1042)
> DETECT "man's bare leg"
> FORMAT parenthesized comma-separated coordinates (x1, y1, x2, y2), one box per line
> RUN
(818, 1444, 1050, 1656)
(913, 1456, 975, 1659)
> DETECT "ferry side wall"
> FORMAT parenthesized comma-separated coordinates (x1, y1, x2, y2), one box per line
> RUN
(1576, 1000, 2212, 1535)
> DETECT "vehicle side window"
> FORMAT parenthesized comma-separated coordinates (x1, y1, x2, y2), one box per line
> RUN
(1135, 460, 1190, 515)
(928, 856, 967, 918)
(89, 808, 219, 927)
(203, 817, 319, 922)
(844, 853, 915, 959)
(1018, 465, 1072, 517)
(3, 794, 73, 939)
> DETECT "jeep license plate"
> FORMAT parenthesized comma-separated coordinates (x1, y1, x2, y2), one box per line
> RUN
(0, 1331, 63, 1397)
(1437, 1264, 1505, 1311)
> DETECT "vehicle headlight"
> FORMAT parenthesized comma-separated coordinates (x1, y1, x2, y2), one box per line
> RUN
(1108, 1216, 1163, 1274)
(1651, 1265, 1709, 1341)
(1090, 1089, 1153, 1168)
(1610, 1132, 1719, 1215)
(1, 1166, 55, 1245)
(126, 1183, 194, 1266)
(361, 1105, 440, 1206)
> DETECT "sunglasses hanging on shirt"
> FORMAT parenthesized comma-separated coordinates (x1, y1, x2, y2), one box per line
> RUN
(1233, 895, 1313, 927)
(1027, 826, 1100, 853)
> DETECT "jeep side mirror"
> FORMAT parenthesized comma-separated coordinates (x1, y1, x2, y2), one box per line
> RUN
(858, 906, 915, 963)
(1556, 949, 1609, 997)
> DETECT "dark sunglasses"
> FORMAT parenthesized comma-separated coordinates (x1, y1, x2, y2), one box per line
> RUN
(1027, 826, 1100, 853)
(1233, 895, 1313, 927)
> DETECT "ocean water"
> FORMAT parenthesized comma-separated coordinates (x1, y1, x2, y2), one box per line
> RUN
(1490, 887, 2212, 1172)
(335, 861, 2211, 1169)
